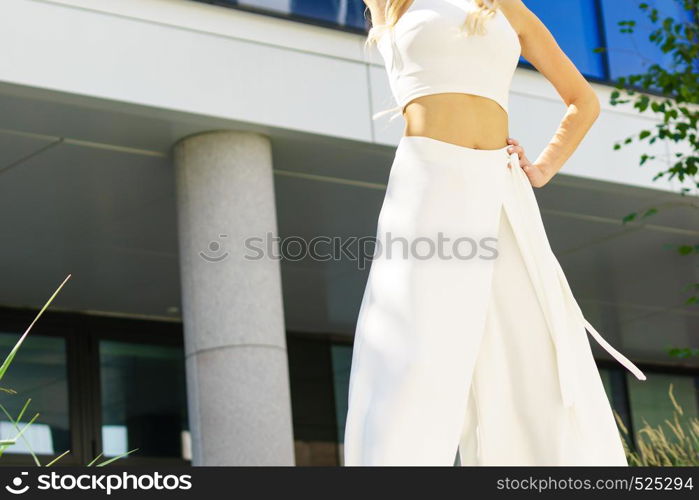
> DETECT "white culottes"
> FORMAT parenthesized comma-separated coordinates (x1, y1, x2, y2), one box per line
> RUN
(343, 136, 646, 466)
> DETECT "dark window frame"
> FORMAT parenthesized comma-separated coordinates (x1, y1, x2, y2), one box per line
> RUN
(0, 307, 189, 467)
(587, 359, 699, 452)
(0, 308, 84, 466)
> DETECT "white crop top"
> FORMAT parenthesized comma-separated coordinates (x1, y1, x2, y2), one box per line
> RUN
(369, 0, 521, 121)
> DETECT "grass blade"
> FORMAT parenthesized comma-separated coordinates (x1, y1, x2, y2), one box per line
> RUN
(86, 452, 103, 467)
(0, 274, 71, 382)
(95, 448, 139, 466)
(45, 449, 71, 467)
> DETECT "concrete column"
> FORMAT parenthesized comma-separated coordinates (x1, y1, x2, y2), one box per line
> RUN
(173, 130, 294, 465)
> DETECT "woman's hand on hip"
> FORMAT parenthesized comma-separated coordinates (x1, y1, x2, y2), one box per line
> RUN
(506, 138, 551, 188)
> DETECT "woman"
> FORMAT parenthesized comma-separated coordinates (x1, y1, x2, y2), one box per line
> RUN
(343, 0, 647, 466)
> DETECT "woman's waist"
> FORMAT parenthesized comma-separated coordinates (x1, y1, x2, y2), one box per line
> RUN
(402, 127, 510, 152)
(394, 135, 511, 169)
(402, 95, 510, 150)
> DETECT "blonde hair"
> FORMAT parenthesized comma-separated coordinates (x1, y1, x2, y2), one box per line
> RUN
(365, 0, 499, 47)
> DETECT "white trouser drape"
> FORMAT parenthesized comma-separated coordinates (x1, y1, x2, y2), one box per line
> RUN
(343, 136, 645, 466)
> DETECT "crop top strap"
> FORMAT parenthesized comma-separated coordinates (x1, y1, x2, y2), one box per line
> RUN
(369, 0, 405, 122)
(386, 0, 405, 73)
(371, 103, 403, 121)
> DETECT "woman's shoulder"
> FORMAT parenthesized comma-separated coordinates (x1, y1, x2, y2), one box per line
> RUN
(497, 0, 529, 38)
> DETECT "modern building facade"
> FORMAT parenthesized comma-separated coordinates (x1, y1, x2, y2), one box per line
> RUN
(0, 0, 696, 466)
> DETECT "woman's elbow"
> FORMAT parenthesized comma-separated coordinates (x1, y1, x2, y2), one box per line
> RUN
(570, 91, 601, 121)
(588, 93, 601, 121)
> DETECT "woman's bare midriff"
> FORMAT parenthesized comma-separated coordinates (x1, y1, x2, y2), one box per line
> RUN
(402, 93, 510, 150)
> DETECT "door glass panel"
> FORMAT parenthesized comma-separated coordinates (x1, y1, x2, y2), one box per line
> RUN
(626, 372, 699, 440)
(99, 340, 189, 458)
(0, 333, 70, 456)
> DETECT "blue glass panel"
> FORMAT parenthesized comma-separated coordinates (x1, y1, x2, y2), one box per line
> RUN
(291, 0, 366, 29)
(232, 0, 367, 30)
(600, 0, 696, 80)
(523, 0, 606, 79)
(291, 0, 336, 20)
(345, 0, 368, 28)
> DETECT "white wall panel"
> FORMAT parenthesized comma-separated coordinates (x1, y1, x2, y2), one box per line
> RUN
(0, 0, 372, 141)
(0, 0, 694, 192)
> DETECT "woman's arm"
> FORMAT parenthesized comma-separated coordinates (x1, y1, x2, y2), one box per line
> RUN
(500, 0, 601, 185)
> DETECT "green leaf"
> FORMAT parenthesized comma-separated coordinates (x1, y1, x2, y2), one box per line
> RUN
(677, 245, 694, 255)
(666, 346, 699, 358)
(637, 95, 650, 112)
(622, 213, 637, 224)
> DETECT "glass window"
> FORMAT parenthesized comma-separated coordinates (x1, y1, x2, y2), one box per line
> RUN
(601, 0, 697, 80)
(523, 0, 607, 79)
(599, 367, 633, 437)
(331, 343, 352, 445)
(0, 333, 70, 456)
(599, 367, 614, 402)
(220, 0, 368, 31)
(289, 0, 366, 29)
(99, 341, 189, 459)
(287, 337, 339, 465)
(626, 372, 699, 439)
